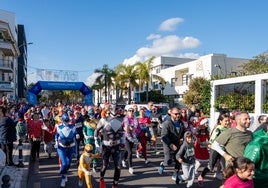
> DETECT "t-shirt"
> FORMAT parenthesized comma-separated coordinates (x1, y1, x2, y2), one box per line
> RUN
(216, 128, 252, 158)
(223, 174, 254, 188)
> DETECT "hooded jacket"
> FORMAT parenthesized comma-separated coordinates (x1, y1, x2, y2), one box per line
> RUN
(176, 131, 195, 164)
(244, 128, 268, 187)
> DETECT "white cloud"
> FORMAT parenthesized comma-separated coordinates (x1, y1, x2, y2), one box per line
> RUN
(86, 17, 201, 83)
(136, 35, 200, 57)
(146, 34, 161, 40)
(158, 17, 184, 32)
(85, 72, 101, 86)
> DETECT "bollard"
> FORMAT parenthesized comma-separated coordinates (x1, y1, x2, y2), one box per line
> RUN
(1, 175, 10, 188)
(17, 139, 24, 168)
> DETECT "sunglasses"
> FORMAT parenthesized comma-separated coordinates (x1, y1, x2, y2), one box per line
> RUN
(173, 113, 181, 116)
(128, 110, 134, 112)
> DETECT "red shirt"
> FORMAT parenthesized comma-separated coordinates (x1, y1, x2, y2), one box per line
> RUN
(43, 125, 54, 142)
(28, 119, 43, 138)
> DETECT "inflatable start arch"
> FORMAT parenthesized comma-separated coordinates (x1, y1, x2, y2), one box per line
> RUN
(27, 81, 93, 106)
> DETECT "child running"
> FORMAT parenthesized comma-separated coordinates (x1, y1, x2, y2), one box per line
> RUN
(220, 156, 254, 188)
(175, 131, 195, 188)
(78, 144, 100, 188)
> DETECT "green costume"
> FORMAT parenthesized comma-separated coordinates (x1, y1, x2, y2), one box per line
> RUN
(244, 128, 268, 188)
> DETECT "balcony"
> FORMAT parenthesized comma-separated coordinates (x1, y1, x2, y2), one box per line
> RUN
(0, 40, 16, 56)
(0, 59, 14, 72)
(0, 81, 13, 91)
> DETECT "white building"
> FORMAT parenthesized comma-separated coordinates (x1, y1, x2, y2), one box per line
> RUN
(93, 53, 249, 106)
(135, 54, 249, 105)
(0, 10, 19, 101)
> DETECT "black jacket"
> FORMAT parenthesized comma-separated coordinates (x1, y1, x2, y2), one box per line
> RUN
(0, 116, 16, 144)
(161, 119, 184, 148)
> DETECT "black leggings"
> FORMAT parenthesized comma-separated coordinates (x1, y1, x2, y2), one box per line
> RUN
(100, 145, 121, 184)
(30, 139, 41, 161)
(123, 139, 135, 167)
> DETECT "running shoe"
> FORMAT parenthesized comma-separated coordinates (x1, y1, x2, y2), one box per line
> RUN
(129, 167, 134, 174)
(198, 175, 204, 187)
(158, 162, 165, 174)
(78, 179, 83, 186)
(171, 171, 178, 181)
(122, 160, 127, 168)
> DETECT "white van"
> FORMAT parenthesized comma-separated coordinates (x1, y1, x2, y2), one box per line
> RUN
(124, 103, 169, 117)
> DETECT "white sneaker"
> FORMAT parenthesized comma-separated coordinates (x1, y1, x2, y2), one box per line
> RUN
(145, 160, 150, 164)
(213, 172, 223, 180)
(136, 151, 140, 158)
(129, 167, 134, 174)
(171, 171, 178, 181)
(60, 178, 66, 187)
(78, 179, 83, 186)
(122, 160, 127, 168)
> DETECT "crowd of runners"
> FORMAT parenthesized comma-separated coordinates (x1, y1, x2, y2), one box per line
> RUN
(0, 99, 267, 188)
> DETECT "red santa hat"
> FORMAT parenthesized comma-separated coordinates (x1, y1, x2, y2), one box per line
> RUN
(198, 117, 208, 126)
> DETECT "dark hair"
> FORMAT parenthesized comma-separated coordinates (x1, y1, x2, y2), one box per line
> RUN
(223, 157, 254, 179)
(258, 115, 267, 123)
(217, 113, 230, 125)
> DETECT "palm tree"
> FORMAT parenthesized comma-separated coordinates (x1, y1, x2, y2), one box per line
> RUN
(94, 64, 116, 103)
(115, 64, 139, 104)
(135, 56, 166, 102)
(91, 78, 105, 105)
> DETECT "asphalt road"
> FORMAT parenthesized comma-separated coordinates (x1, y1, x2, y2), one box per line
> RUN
(27, 140, 223, 188)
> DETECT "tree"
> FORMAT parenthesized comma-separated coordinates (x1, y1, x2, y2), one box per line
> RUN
(91, 78, 105, 105)
(94, 64, 116, 103)
(135, 56, 166, 102)
(114, 64, 138, 104)
(183, 77, 211, 115)
(239, 51, 268, 75)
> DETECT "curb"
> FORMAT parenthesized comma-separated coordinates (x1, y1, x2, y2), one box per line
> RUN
(0, 141, 31, 188)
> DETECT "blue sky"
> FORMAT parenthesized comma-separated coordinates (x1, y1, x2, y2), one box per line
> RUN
(1, 0, 268, 85)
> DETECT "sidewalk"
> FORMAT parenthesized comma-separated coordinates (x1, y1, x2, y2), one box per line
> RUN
(0, 141, 31, 188)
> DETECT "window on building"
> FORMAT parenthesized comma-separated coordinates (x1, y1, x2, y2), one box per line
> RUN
(182, 74, 193, 85)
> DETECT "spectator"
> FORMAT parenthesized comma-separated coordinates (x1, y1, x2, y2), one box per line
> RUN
(16, 117, 27, 142)
(0, 106, 16, 166)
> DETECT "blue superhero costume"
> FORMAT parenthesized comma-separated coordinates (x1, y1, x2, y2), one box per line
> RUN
(55, 113, 76, 187)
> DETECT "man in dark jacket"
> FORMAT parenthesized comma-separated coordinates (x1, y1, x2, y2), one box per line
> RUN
(158, 107, 184, 181)
(0, 106, 16, 166)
